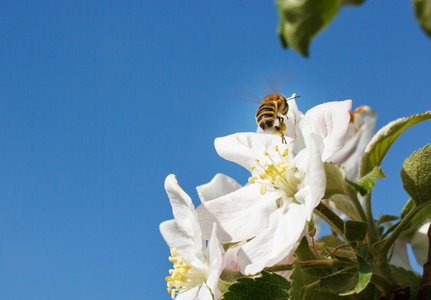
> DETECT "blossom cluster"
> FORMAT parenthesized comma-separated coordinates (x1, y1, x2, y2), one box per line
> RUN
(159, 96, 430, 299)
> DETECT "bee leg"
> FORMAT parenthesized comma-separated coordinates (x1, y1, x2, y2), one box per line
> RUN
(274, 126, 287, 144)
(276, 117, 287, 144)
(280, 132, 287, 144)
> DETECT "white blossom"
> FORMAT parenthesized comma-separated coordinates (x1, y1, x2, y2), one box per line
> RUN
(160, 175, 224, 299)
(197, 100, 352, 275)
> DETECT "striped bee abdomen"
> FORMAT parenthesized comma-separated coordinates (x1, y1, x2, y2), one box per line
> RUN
(256, 102, 277, 130)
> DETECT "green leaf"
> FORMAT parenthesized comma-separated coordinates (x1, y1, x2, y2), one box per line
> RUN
(217, 279, 232, 295)
(351, 166, 386, 195)
(376, 214, 400, 225)
(295, 236, 318, 261)
(317, 234, 345, 248)
(341, 0, 365, 5)
(413, 0, 431, 37)
(324, 195, 362, 220)
(316, 235, 357, 263)
(339, 256, 372, 296)
(223, 271, 290, 300)
(344, 220, 368, 243)
(390, 265, 422, 299)
(276, 0, 340, 57)
(318, 269, 357, 294)
(401, 198, 415, 219)
(359, 111, 431, 178)
(290, 251, 339, 299)
(290, 258, 306, 300)
(315, 256, 372, 296)
(324, 163, 357, 198)
(400, 205, 431, 241)
(400, 144, 431, 206)
(411, 205, 431, 229)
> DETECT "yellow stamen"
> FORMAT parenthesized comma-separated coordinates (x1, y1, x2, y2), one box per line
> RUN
(164, 248, 209, 299)
(248, 177, 257, 184)
(248, 150, 304, 202)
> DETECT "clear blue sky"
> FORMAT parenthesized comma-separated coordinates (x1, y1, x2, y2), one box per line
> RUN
(0, 1, 430, 299)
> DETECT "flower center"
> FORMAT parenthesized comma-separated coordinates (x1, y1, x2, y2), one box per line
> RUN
(248, 146, 303, 203)
(165, 248, 209, 299)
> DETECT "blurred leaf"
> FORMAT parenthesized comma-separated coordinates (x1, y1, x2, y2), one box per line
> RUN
(325, 195, 362, 220)
(318, 269, 357, 294)
(390, 265, 422, 299)
(411, 205, 431, 228)
(294, 237, 334, 279)
(344, 220, 368, 242)
(291, 246, 375, 299)
(339, 256, 372, 296)
(413, 0, 431, 37)
(401, 199, 415, 219)
(290, 258, 306, 299)
(341, 0, 365, 5)
(359, 111, 431, 178)
(400, 144, 431, 206)
(223, 271, 290, 300)
(290, 256, 344, 299)
(316, 256, 372, 296)
(376, 214, 399, 225)
(350, 166, 386, 195)
(324, 163, 357, 199)
(316, 235, 357, 263)
(296, 236, 318, 261)
(276, 0, 340, 57)
(317, 234, 345, 248)
(400, 205, 431, 241)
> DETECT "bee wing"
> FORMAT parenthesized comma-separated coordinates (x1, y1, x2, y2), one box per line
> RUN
(262, 73, 295, 96)
(231, 86, 261, 105)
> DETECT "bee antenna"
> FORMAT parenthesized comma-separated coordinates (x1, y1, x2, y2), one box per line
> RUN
(286, 95, 300, 101)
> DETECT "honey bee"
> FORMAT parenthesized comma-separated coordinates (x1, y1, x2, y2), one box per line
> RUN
(256, 93, 299, 144)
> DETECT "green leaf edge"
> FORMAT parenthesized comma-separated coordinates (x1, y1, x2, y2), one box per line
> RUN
(359, 111, 431, 178)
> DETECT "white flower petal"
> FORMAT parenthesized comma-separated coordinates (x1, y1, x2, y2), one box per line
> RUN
(196, 184, 280, 243)
(295, 134, 325, 221)
(284, 97, 304, 140)
(197, 285, 214, 300)
(298, 100, 352, 161)
(389, 240, 412, 271)
(164, 175, 206, 265)
(196, 173, 242, 203)
(237, 203, 307, 275)
(329, 106, 377, 180)
(224, 245, 240, 271)
(165, 175, 201, 239)
(411, 221, 430, 266)
(160, 220, 206, 267)
(175, 286, 200, 300)
(215, 133, 291, 171)
(207, 225, 224, 300)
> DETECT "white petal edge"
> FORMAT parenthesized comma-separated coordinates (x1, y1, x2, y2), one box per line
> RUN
(237, 203, 307, 275)
(160, 220, 206, 268)
(299, 100, 352, 161)
(196, 184, 280, 243)
(411, 221, 430, 266)
(196, 173, 242, 203)
(206, 224, 224, 300)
